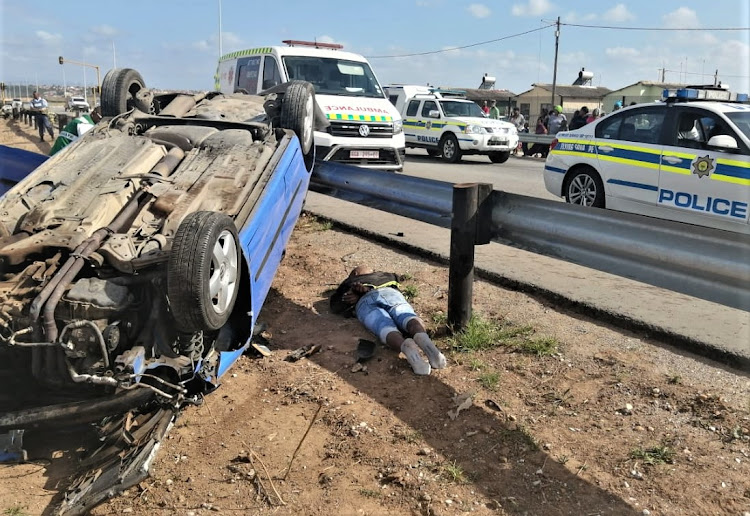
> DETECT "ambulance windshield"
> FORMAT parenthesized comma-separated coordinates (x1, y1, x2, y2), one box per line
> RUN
(283, 56, 384, 98)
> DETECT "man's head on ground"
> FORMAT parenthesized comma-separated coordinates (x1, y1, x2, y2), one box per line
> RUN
(349, 265, 374, 277)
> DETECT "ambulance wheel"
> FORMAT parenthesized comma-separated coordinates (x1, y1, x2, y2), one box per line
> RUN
(440, 134, 462, 163)
(564, 167, 605, 208)
(101, 68, 146, 117)
(489, 151, 511, 164)
(280, 81, 315, 170)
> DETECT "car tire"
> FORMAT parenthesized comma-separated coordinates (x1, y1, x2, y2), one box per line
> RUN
(489, 151, 511, 164)
(440, 133, 462, 163)
(168, 211, 240, 333)
(279, 81, 316, 169)
(564, 168, 605, 208)
(101, 68, 146, 117)
(426, 148, 440, 158)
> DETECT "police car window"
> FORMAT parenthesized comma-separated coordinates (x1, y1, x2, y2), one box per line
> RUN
(441, 101, 485, 118)
(422, 101, 438, 117)
(725, 111, 750, 142)
(406, 100, 420, 117)
(596, 115, 621, 140)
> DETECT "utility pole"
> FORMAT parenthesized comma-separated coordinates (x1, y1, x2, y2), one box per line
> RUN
(218, 0, 223, 58)
(714, 69, 719, 87)
(550, 16, 560, 109)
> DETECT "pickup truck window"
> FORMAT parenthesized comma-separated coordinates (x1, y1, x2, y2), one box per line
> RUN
(406, 100, 420, 117)
(441, 100, 485, 118)
(422, 101, 438, 117)
(283, 56, 383, 98)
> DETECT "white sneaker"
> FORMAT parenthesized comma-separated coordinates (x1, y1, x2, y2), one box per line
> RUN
(401, 339, 431, 375)
(413, 333, 447, 369)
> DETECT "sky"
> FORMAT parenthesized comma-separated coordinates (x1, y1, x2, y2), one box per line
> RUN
(1, 0, 749, 96)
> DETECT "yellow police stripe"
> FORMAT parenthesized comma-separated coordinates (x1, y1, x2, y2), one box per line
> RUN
(550, 150, 595, 159)
(712, 174, 750, 186)
(718, 157, 750, 169)
(597, 154, 660, 170)
(556, 138, 593, 146)
(660, 165, 692, 175)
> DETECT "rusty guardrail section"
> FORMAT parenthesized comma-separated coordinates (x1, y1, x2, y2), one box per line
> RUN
(311, 162, 750, 315)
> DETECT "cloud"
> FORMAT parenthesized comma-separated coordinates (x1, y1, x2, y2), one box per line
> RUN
(316, 35, 341, 45)
(663, 7, 700, 29)
(605, 47, 640, 59)
(467, 3, 491, 19)
(603, 4, 635, 23)
(512, 0, 553, 17)
(192, 32, 244, 53)
(36, 30, 61, 44)
(91, 24, 119, 37)
(564, 11, 597, 23)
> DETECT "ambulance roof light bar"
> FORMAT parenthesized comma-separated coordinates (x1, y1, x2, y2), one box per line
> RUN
(282, 40, 344, 50)
(662, 87, 748, 103)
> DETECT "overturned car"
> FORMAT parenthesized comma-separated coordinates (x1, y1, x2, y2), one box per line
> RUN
(0, 68, 319, 514)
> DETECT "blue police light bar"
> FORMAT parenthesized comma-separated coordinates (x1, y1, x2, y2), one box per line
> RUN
(663, 87, 748, 102)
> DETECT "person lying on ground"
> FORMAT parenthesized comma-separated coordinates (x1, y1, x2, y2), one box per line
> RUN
(330, 265, 447, 376)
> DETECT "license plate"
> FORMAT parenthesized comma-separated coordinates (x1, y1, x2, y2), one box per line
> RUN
(350, 150, 379, 159)
(489, 139, 507, 146)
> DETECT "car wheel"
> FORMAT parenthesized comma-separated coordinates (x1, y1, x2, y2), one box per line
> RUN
(489, 151, 511, 164)
(101, 68, 146, 117)
(565, 168, 605, 208)
(440, 134, 462, 163)
(279, 81, 315, 169)
(426, 149, 440, 158)
(168, 211, 240, 333)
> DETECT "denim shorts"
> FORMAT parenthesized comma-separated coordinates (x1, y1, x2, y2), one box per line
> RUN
(355, 288, 418, 343)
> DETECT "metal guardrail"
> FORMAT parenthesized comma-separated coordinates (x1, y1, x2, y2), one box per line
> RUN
(311, 162, 750, 312)
(518, 133, 555, 145)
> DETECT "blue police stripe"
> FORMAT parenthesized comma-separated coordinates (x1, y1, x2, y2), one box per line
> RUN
(715, 163, 750, 181)
(544, 165, 566, 174)
(607, 179, 658, 191)
(607, 148, 661, 165)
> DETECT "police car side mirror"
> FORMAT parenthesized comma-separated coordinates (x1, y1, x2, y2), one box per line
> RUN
(707, 134, 739, 151)
(428, 109, 440, 119)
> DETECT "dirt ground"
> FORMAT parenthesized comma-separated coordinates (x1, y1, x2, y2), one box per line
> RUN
(1, 119, 749, 516)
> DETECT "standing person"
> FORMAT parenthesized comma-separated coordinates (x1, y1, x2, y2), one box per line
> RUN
(528, 116, 549, 158)
(520, 121, 530, 156)
(569, 106, 589, 130)
(489, 100, 501, 119)
(481, 101, 490, 115)
(586, 108, 600, 124)
(510, 108, 526, 155)
(547, 105, 567, 135)
(30, 91, 54, 142)
(331, 265, 447, 376)
(49, 108, 102, 156)
(612, 100, 623, 112)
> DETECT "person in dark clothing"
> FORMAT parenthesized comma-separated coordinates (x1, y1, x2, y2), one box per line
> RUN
(331, 265, 447, 375)
(528, 116, 549, 158)
(568, 106, 589, 130)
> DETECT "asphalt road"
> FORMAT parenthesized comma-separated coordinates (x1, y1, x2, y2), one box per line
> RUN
(402, 148, 560, 201)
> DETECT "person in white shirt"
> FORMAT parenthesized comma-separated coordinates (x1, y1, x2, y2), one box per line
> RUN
(29, 91, 54, 142)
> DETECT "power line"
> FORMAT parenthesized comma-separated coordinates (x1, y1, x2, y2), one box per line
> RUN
(561, 22, 750, 31)
(664, 69, 750, 78)
(366, 24, 555, 59)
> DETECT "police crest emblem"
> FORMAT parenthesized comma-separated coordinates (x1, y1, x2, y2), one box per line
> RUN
(691, 155, 714, 178)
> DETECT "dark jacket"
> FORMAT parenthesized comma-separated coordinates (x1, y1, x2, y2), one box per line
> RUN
(568, 113, 588, 130)
(330, 271, 400, 316)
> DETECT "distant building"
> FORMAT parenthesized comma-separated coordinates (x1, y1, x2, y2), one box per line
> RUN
(515, 83, 611, 122)
(602, 81, 686, 112)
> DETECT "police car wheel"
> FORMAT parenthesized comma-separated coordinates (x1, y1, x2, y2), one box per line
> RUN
(565, 168, 605, 208)
(440, 134, 462, 163)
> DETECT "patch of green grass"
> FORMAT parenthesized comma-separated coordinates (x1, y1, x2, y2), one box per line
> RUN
(442, 461, 468, 483)
(469, 358, 485, 371)
(630, 445, 675, 465)
(431, 311, 448, 326)
(556, 454, 569, 465)
(4, 507, 28, 516)
(516, 424, 539, 451)
(667, 375, 682, 385)
(359, 488, 381, 498)
(401, 284, 419, 300)
(400, 272, 414, 281)
(513, 336, 559, 356)
(395, 428, 423, 444)
(447, 315, 540, 353)
(478, 370, 500, 390)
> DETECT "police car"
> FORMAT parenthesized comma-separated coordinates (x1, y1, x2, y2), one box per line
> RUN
(544, 86, 750, 234)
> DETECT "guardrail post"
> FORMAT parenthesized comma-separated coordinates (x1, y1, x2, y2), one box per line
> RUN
(448, 183, 478, 330)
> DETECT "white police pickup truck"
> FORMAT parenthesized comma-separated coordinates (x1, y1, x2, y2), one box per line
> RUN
(386, 85, 518, 164)
(544, 86, 750, 234)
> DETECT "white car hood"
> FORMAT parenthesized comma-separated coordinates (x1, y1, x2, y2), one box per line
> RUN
(453, 117, 516, 131)
(316, 94, 401, 123)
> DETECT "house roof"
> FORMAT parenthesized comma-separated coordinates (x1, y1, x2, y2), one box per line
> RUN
(517, 83, 612, 98)
(606, 80, 687, 94)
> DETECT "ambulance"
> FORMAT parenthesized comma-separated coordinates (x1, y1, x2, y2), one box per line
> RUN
(216, 40, 405, 171)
